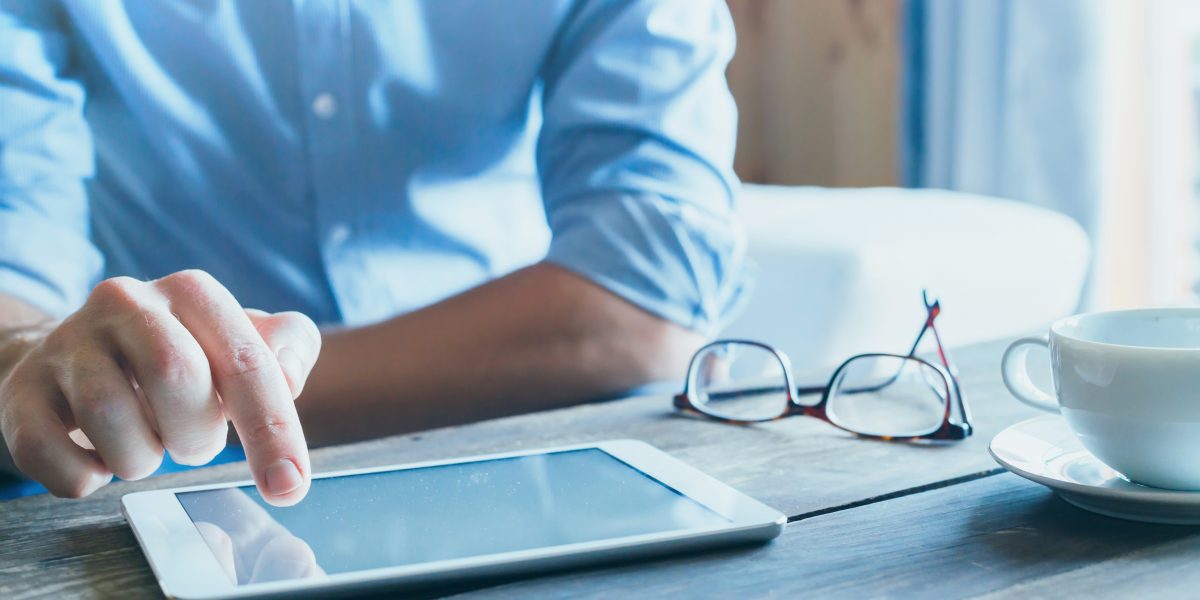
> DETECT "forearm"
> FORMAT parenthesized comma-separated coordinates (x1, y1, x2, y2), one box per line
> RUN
(296, 262, 706, 446)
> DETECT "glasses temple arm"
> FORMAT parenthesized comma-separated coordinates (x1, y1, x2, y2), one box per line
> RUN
(925, 320, 972, 428)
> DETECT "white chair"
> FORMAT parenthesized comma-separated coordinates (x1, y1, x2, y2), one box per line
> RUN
(723, 184, 1091, 373)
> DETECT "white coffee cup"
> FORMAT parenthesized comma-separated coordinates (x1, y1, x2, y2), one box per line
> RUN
(1002, 308, 1200, 491)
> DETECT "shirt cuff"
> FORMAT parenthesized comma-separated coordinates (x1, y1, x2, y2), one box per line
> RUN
(0, 210, 102, 318)
(544, 192, 752, 336)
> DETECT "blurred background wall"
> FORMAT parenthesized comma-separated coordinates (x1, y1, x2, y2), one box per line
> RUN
(725, 0, 1200, 312)
(726, 0, 902, 188)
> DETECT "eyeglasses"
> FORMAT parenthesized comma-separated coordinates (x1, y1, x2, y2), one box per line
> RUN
(673, 291, 972, 442)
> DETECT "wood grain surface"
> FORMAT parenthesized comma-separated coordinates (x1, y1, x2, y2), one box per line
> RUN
(451, 473, 1200, 599)
(1, 338, 1054, 598)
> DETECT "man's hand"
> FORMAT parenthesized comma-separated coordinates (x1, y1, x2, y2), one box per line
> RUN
(0, 270, 320, 505)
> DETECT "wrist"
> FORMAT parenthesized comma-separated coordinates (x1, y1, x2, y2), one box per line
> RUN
(0, 323, 54, 478)
(0, 323, 53, 384)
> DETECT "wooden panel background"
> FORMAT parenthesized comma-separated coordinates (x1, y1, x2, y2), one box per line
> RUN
(727, 0, 902, 187)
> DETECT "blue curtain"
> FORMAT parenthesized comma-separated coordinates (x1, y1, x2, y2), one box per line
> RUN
(902, 0, 1104, 236)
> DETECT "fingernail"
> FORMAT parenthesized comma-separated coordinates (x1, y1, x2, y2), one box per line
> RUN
(276, 346, 305, 396)
(265, 458, 303, 497)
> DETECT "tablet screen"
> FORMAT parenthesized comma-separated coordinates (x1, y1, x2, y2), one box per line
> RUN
(176, 449, 728, 585)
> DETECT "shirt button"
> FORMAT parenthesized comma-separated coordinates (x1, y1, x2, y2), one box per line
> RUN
(328, 224, 351, 246)
(312, 93, 338, 119)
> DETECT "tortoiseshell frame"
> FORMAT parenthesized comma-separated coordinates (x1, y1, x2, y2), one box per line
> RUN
(673, 291, 973, 442)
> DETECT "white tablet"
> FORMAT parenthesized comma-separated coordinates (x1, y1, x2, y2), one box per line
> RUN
(122, 439, 786, 599)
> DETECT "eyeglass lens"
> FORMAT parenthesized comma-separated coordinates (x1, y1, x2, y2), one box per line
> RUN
(690, 342, 789, 421)
(826, 355, 949, 437)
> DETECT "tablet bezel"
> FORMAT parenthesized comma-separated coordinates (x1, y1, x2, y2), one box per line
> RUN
(122, 439, 786, 599)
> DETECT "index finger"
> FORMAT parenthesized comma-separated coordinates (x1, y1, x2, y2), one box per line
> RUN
(157, 271, 310, 506)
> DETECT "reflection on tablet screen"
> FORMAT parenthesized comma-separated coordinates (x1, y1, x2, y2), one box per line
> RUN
(176, 449, 728, 585)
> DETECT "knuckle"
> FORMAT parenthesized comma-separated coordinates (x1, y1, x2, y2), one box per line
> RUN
(49, 476, 93, 499)
(214, 344, 276, 380)
(242, 414, 297, 449)
(112, 452, 162, 482)
(49, 472, 104, 499)
(165, 424, 227, 466)
(87, 277, 144, 311)
(71, 387, 122, 429)
(158, 269, 220, 297)
(149, 344, 204, 391)
(168, 447, 218, 468)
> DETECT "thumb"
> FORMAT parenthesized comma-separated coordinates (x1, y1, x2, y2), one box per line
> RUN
(244, 309, 322, 398)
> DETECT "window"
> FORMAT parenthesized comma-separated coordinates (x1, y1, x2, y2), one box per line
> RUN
(1098, 0, 1199, 309)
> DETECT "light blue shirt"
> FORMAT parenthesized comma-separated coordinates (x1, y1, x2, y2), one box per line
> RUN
(0, 0, 747, 333)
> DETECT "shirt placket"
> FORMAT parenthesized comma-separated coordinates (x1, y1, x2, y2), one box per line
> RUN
(292, 0, 366, 323)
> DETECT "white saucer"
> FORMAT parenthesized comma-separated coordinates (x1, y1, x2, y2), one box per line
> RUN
(990, 415, 1200, 524)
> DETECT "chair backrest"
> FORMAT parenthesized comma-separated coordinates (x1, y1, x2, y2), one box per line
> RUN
(721, 185, 1090, 377)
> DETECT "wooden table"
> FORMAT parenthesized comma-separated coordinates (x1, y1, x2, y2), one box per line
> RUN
(2, 338, 1195, 598)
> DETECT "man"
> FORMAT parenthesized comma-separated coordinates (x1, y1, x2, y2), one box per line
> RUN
(0, 1, 746, 505)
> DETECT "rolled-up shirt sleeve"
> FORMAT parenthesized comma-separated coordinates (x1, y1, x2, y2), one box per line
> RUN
(0, 2, 101, 318)
(538, 0, 749, 334)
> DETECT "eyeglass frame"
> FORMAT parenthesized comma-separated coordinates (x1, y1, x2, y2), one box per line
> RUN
(672, 291, 973, 442)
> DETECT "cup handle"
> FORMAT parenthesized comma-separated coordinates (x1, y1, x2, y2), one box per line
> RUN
(1001, 334, 1060, 414)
